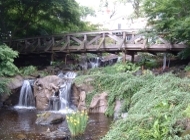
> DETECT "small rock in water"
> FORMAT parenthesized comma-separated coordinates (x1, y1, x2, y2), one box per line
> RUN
(47, 127, 51, 132)
(17, 134, 27, 140)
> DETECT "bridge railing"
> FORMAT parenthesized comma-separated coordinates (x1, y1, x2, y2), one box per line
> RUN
(3, 29, 186, 54)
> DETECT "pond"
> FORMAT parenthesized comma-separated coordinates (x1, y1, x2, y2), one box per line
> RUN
(0, 108, 112, 140)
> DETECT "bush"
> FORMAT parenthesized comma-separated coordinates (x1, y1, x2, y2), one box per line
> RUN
(0, 78, 10, 95)
(19, 65, 37, 76)
(184, 65, 190, 72)
(0, 44, 19, 94)
(0, 44, 19, 76)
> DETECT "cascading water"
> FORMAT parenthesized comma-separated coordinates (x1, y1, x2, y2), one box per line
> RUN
(90, 57, 100, 68)
(49, 71, 76, 113)
(15, 80, 35, 109)
(59, 72, 76, 110)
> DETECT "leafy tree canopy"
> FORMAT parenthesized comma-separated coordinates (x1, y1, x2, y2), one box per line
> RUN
(143, 0, 190, 43)
(0, 0, 96, 38)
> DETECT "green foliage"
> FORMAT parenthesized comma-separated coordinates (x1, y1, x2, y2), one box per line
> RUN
(138, 115, 170, 140)
(143, 0, 190, 58)
(0, 0, 98, 38)
(75, 62, 190, 139)
(0, 44, 19, 76)
(66, 110, 89, 137)
(101, 73, 190, 140)
(114, 62, 140, 72)
(183, 104, 190, 117)
(137, 53, 159, 69)
(19, 65, 37, 76)
(0, 78, 10, 95)
(143, 0, 190, 59)
(178, 47, 190, 60)
(184, 65, 190, 72)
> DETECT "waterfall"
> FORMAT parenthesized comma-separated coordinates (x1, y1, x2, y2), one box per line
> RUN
(48, 71, 76, 113)
(90, 57, 100, 69)
(59, 72, 76, 110)
(59, 83, 70, 109)
(49, 95, 60, 111)
(15, 80, 35, 109)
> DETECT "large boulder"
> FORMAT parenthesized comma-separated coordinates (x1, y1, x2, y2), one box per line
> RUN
(36, 112, 65, 125)
(33, 75, 64, 110)
(0, 75, 24, 107)
(77, 91, 87, 111)
(8, 75, 24, 90)
(71, 82, 92, 111)
(89, 92, 108, 113)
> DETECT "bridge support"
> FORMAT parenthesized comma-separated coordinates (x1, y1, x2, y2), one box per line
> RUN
(122, 52, 126, 62)
(131, 52, 135, 63)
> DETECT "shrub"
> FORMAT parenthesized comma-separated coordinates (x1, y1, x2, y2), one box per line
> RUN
(113, 62, 140, 72)
(0, 44, 19, 76)
(184, 65, 190, 72)
(0, 78, 10, 95)
(19, 65, 37, 76)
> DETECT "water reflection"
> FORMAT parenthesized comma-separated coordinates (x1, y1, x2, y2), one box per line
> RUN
(0, 108, 112, 140)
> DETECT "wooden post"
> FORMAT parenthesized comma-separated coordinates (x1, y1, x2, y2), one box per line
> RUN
(122, 51, 126, 63)
(65, 54, 69, 65)
(131, 52, 135, 63)
(51, 52, 55, 74)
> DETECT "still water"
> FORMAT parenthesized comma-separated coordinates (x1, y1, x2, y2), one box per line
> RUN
(0, 108, 111, 140)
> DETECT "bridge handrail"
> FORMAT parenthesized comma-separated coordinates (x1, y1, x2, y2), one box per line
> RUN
(3, 29, 139, 42)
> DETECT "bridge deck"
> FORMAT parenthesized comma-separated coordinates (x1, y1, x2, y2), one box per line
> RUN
(3, 29, 186, 54)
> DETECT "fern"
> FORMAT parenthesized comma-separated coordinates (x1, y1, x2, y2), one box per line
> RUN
(0, 44, 19, 76)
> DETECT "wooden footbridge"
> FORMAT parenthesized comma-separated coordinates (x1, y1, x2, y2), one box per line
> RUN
(3, 29, 187, 57)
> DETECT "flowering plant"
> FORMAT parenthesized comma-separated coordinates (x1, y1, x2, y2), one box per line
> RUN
(66, 110, 88, 136)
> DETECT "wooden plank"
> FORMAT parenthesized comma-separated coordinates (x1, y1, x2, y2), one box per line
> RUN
(54, 37, 66, 47)
(87, 35, 101, 45)
(118, 32, 127, 50)
(78, 34, 87, 50)
(71, 36, 82, 44)
(60, 36, 70, 51)
(107, 34, 122, 42)
(141, 39, 147, 50)
(97, 33, 105, 50)
(44, 40, 53, 51)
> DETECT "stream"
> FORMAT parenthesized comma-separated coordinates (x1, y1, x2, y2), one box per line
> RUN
(0, 108, 111, 140)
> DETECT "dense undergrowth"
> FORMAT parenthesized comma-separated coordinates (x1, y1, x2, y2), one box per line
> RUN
(75, 62, 190, 140)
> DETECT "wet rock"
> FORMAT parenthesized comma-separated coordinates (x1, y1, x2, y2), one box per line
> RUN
(42, 129, 69, 140)
(8, 75, 24, 90)
(0, 75, 24, 107)
(71, 83, 81, 107)
(33, 75, 64, 110)
(78, 91, 87, 111)
(36, 112, 65, 125)
(114, 100, 122, 120)
(89, 92, 108, 113)
(71, 82, 93, 111)
(173, 118, 190, 137)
